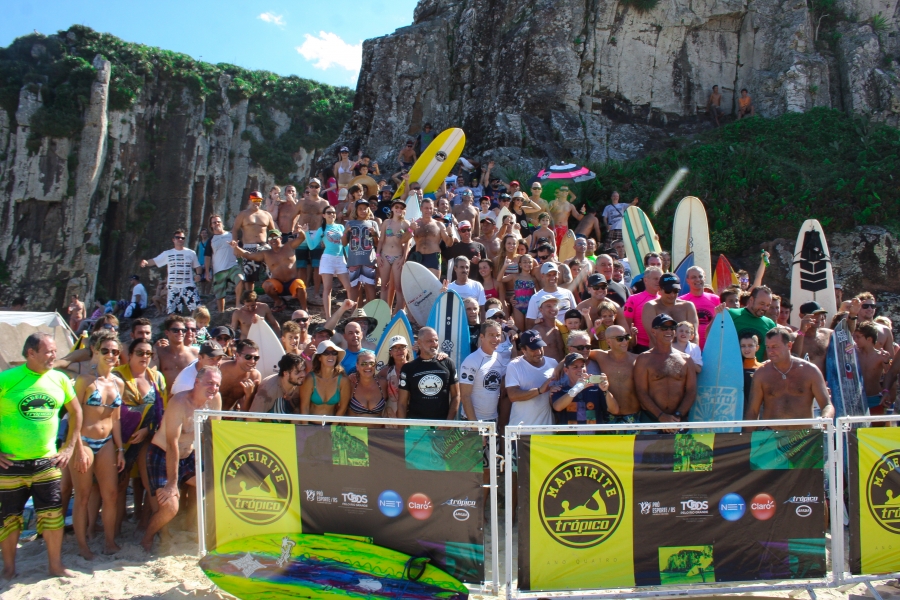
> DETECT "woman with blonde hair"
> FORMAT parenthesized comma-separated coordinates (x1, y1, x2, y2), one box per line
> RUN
(299, 341, 351, 416)
(377, 198, 412, 311)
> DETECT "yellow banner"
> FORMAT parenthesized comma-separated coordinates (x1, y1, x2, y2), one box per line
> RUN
(529, 435, 635, 590)
(857, 427, 900, 575)
(211, 420, 302, 547)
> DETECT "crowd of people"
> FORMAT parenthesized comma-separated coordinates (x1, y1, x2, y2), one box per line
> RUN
(1, 141, 897, 580)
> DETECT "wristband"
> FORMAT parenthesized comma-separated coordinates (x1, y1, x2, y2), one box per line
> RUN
(848, 316, 858, 320)
(883, 389, 892, 397)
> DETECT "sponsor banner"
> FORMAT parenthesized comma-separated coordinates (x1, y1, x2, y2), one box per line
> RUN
(205, 421, 484, 583)
(849, 427, 900, 575)
(519, 430, 826, 592)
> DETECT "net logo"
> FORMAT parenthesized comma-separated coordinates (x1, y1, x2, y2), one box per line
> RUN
(866, 450, 900, 534)
(538, 458, 624, 548)
(407, 493, 433, 520)
(750, 493, 776, 520)
(378, 490, 403, 517)
(718, 493, 746, 521)
(221, 445, 292, 525)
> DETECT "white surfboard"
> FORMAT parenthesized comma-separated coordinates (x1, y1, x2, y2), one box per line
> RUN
(362, 299, 391, 343)
(405, 194, 422, 222)
(790, 219, 837, 328)
(401, 262, 444, 326)
(671, 196, 712, 281)
(427, 290, 472, 371)
(246, 320, 285, 379)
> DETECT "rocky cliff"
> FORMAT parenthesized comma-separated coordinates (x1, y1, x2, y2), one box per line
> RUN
(337, 0, 900, 166)
(0, 26, 352, 308)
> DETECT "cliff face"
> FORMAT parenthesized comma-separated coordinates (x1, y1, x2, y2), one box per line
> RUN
(0, 26, 352, 308)
(338, 0, 900, 166)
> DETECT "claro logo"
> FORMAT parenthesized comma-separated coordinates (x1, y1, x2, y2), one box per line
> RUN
(750, 493, 776, 520)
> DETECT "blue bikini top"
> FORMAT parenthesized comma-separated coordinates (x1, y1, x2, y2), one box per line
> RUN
(86, 388, 123, 409)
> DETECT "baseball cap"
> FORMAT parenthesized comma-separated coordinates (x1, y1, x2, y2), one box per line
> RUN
(587, 273, 607, 286)
(563, 352, 587, 367)
(539, 295, 560, 308)
(389, 335, 409, 349)
(267, 229, 282, 238)
(390, 198, 406, 207)
(659, 273, 681, 291)
(250, 191, 263, 200)
(355, 198, 369, 205)
(309, 323, 335, 336)
(458, 220, 472, 230)
(540, 262, 559, 274)
(481, 214, 497, 224)
(485, 307, 506, 320)
(799, 301, 827, 315)
(499, 193, 511, 201)
(340, 146, 350, 152)
(199, 341, 226, 358)
(651, 313, 677, 328)
(129, 274, 140, 281)
(209, 326, 233, 339)
(519, 330, 547, 350)
(309, 177, 321, 186)
(564, 309, 582, 321)
(510, 180, 521, 187)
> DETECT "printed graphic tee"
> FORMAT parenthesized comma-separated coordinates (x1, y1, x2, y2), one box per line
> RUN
(0, 365, 75, 459)
(152, 248, 200, 288)
(399, 357, 458, 420)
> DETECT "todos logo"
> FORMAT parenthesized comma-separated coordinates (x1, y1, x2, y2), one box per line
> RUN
(866, 450, 900, 533)
(750, 493, 776, 520)
(718, 493, 746, 521)
(538, 458, 623, 548)
(221, 445, 292, 525)
(408, 493, 433, 520)
(378, 490, 403, 517)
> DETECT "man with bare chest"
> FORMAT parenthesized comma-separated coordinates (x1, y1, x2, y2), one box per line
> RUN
(745, 327, 834, 429)
(231, 191, 276, 285)
(548, 186, 584, 249)
(231, 229, 308, 312)
(220, 340, 262, 411)
(593, 325, 642, 427)
(634, 314, 697, 430)
(853, 293, 895, 358)
(641, 274, 699, 347)
(409, 198, 453, 277)
(273, 185, 302, 239)
(452, 191, 480, 236)
(791, 302, 832, 375)
(231, 290, 281, 338)
(296, 186, 331, 295)
(156, 315, 199, 395)
(854, 322, 894, 418)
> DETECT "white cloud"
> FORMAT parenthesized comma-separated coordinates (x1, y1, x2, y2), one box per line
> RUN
(296, 31, 362, 73)
(257, 12, 286, 27)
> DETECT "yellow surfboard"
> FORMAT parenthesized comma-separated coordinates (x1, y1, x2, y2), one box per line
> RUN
(558, 230, 577, 262)
(393, 128, 466, 199)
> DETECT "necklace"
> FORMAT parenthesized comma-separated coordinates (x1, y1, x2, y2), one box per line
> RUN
(772, 359, 794, 380)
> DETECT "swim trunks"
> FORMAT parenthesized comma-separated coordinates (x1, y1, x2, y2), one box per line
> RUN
(213, 264, 244, 300)
(146, 443, 197, 494)
(0, 458, 64, 541)
(166, 285, 201, 315)
(266, 278, 305, 296)
(420, 252, 441, 270)
(240, 243, 270, 283)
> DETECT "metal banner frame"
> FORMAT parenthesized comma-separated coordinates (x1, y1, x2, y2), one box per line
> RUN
(834, 414, 900, 600)
(192, 410, 501, 596)
(504, 418, 837, 600)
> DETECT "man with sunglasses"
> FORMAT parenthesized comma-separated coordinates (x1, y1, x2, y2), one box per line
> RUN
(623, 266, 662, 353)
(290, 310, 315, 359)
(590, 325, 642, 428)
(641, 274, 699, 350)
(397, 139, 417, 169)
(156, 315, 199, 396)
(791, 301, 833, 375)
(398, 327, 460, 420)
(231, 290, 281, 339)
(678, 266, 721, 348)
(231, 228, 308, 312)
(205, 214, 244, 313)
(548, 185, 584, 250)
(231, 191, 276, 287)
(576, 274, 630, 327)
(634, 314, 697, 430)
(592, 254, 629, 306)
(851, 293, 895, 357)
(296, 184, 331, 301)
(526, 182, 550, 226)
(271, 184, 303, 243)
(601, 191, 638, 243)
(139, 228, 202, 315)
(220, 339, 262, 412)
(408, 198, 454, 278)
(208, 326, 235, 357)
(170, 341, 227, 395)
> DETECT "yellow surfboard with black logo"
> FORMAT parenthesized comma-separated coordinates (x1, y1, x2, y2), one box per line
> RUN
(393, 128, 466, 199)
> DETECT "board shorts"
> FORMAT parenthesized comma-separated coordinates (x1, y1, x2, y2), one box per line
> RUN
(608, 412, 640, 435)
(0, 457, 64, 541)
(213, 264, 244, 300)
(266, 278, 305, 296)
(421, 252, 441, 270)
(608, 228, 623, 242)
(146, 443, 197, 494)
(319, 253, 349, 275)
(349, 266, 377, 287)
(554, 225, 568, 250)
(867, 395, 883, 409)
(296, 244, 324, 268)
(575, 233, 588, 239)
(167, 285, 201, 315)
(240, 243, 270, 283)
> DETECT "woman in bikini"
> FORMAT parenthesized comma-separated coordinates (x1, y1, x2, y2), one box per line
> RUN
(333, 146, 354, 189)
(376, 198, 412, 312)
(494, 234, 520, 315)
(70, 331, 126, 559)
(378, 335, 412, 423)
(474, 258, 500, 304)
(511, 253, 538, 331)
(299, 341, 351, 417)
(348, 350, 387, 424)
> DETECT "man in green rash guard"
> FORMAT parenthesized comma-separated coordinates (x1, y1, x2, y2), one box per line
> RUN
(727, 286, 776, 362)
(0, 332, 83, 579)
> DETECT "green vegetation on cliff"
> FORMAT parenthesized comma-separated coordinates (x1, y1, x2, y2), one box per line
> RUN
(0, 25, 353, 177)
(575, 109, 900, 253)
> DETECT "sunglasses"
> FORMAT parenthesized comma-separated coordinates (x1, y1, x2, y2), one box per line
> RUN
(134, 350, 154, 358)
(611, 335, 632, 342)
(570, 344, 591, 351)
(185, 327, 198, 332)
(309, 184, 320, 188)
(173, 236, 186, 240)
(242, 354, 260, 362)
(101, 324, 118, 331)
(359, 361, 376, 367)
(325, 211, 336, 215)
(99, 348, 120, 356)
(293, 318, 309, 323)
(321, 350, 339, 357)
(215, 335, 231, 342)
(662, 288, 679, 294)
(862, 303, 877, 309)
(591, 284, 608, 291)
(654, 325, 677, 331)
(169, 328, 186, 333)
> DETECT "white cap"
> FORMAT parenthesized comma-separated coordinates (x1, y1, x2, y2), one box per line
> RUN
(485, 307, 505, 319)
(338, 188, 349, 201)
(389, 335, 408, 348)
(539, 295, 560, 308)
(512, 191, 525, 199)
(309, 177, 321, 186)
(540, 262, 559, 274)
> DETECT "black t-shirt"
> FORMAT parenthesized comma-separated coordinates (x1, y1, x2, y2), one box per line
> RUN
(375, 199, 393, 221)
(607, 280, 630, 307)
(399, 357, 458, 420)
(441, 241, 487, 263)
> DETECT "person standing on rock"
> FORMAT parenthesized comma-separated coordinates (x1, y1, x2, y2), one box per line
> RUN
(791, 301, 833, 376)
(409, 198, 454, 279)
(601, 191, 638, 243)
(231, 191, 276, 291)
(634, 314, 697, 429)
(139, 228, 203, 315)
(415, 122, 436, 155)
(707, 85, 725, 127)
(548, 186, 583, 249)
(296, 186, 331, 303)
(641, 274, 700, 348)
(67, 294, 85, 332)
(272, 184, 302, 243)
(738, 88, 755, 119)
(205, 214, 244, 313)
(334, 146, 354, 189)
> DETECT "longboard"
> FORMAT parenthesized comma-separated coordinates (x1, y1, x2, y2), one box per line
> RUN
(362, 299, 391, 344)
(689, 312, 744, 432)
(671, 196, 712, 280)
(394, 128, 466, 199)
(825, 319, 867, 419)
(200, 532, 469, 599)
(246, 320, 285, 379)
(557, 230, 576, 262)
(375, 310, 415, 371)
(623, 206, 661, 275)
(790, 219, 837, 328)
(711, 254, 738, 295)
(427, 290, 472, 371)
(401, 262, 443, 326)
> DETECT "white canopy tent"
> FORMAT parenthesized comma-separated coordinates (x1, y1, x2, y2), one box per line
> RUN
(0, 312, 76, 371)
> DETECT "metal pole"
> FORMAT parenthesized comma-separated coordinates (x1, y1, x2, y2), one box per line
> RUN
(833, 418, 846, 586)
(505, 427, 516, 600)
(194, 412, 206, 556)
(487, 424, 500, 595)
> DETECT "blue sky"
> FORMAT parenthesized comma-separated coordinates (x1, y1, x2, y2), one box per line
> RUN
(0, 0, 419, 88)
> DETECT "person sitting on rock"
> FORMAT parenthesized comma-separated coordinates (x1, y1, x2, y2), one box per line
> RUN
(738, 88, 755, 119)
(397, 139, 417, 169)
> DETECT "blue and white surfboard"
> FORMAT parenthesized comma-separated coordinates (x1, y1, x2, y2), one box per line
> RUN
(689, 312, 744, 432)
(427, 290, 472, 371)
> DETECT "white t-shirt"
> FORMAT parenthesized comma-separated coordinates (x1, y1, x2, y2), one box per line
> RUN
(448, 280, 487, 306)
(170, 360, 198, 395)
(153, 248, 200, 287)
(505, 356, 558, 426)
(208, 232, 238, 274)
(459, 348, 506, 420)
(525, 287, 578, 322)
(675, 341, 703, 367)
(131, 283, 148, 308)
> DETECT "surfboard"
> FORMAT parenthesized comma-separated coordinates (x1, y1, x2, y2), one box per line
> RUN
(393, 128, 466, 199)
(362, 299, 391, 344)
(401, 262, 444, 326)
(200, 532, 469, 599)
(689, 312, 744, 432)
(557, 230, 577, 262)
(674, 252, 694, 286)
(671, 196, 712, 280)
(496, 207, 513, 228)
(375, 310, 415, 371)
(711, 254, 738, 295)
(246, 320, 285, 378)
(623, 206, 661, 275)
(427, 290, 472, 370)
(405, 194, 422, 222)
(790, 219, 837, 328)
(825, 319, 867, 420)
